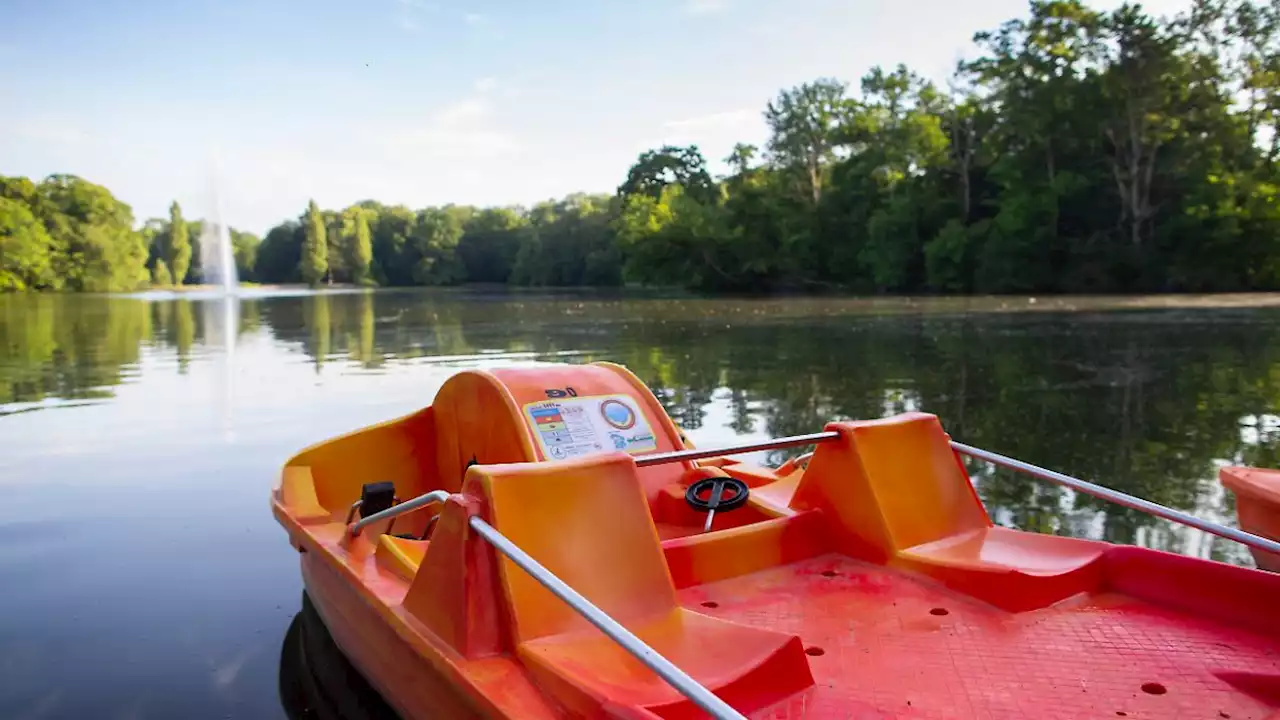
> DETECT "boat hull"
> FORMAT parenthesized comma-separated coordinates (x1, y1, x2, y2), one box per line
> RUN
(273, 365, 1280, 719)
(301, 553, 484, 720)
(1222, 466, 1280, 571)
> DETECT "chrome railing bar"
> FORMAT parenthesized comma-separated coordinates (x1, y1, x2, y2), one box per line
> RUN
(952, 441, 1280, 556)
(635, 431, 840, 467)
(468, 516, 748, 720)
(349, 490, 450, 536)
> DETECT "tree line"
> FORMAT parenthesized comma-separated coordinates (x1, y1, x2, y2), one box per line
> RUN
(5, 0, 1280, 294)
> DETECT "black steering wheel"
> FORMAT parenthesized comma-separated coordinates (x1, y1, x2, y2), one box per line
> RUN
(685, 476, 750, 532)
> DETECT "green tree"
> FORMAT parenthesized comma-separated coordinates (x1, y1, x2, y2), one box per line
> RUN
(512, 195, 621, 286)
(618, 146, 716, 204)
(407, 208, 464, 285)
(765, 78, 851, 205)
(231, 230, 259, 282)
(152, 258, 173, 286)
(458, 207, 526, 283)
(256, 221, 303, 284)
(0, 197, 56, 291)
(35, 175, 148, 292)
(166, 202, 191, 287)
(368, 204, 417, 286)
(343, 208, 374, 285)
(301, 199, 328, 287)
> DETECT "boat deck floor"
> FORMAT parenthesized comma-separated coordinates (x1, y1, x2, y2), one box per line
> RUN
(676, 554, 1280, 719)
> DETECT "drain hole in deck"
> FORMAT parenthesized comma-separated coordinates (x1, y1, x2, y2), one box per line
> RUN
(821, 570, 838, 578)
(929, 607, 949, 616)
(700, 601, 719, 609)
(804, 646, 825, 657)
(1141, 683, 1167, 696)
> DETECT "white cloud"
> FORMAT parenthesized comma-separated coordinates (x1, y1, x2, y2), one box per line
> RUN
(373, 96, 518, 160)
(663, 108, 755, 132)
(464, 12, 487, 26)
(6, 115, 90, 145)
(432, 98, 488, 126)
(474, 77, 498, 93)
(394, 0, 437, 32)
(683, 0, 731, 16)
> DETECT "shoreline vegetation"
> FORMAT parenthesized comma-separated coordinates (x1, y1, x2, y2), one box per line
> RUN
(6, 0, 1280, 297)
(125, 284, 1280, 312)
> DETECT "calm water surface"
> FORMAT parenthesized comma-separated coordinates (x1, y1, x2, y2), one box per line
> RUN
(3, 289, 1280, 718)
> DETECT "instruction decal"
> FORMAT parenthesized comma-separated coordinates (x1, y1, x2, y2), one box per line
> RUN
(523, 394, 659, 461)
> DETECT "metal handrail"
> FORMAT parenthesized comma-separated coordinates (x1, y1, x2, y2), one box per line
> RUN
(635, 431, 840, 467)
(952, 441, 1280, 556)
(349, 490, 450, 536)
(468, 516, 748, 720)
(634, 428, 1280, 556)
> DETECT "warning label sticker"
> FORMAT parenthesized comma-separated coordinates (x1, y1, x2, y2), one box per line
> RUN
(523, 394, 659, 461)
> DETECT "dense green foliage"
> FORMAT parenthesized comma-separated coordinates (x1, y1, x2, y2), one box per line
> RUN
(233, 0, 1280, 294)
(0, 174, 262, 291)
(0, 174, 149, 291)
(165, 202, 191, 287)
(152, 258, 173, 287)
(601, 0, 1280, 294)
(6, 0, 1280, 294)
(301, 200, 328, 287)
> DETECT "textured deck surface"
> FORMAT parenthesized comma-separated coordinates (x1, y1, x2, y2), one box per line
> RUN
(677, 554, 1280, 720)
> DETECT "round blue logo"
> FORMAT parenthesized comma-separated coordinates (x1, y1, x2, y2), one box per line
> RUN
(601, 399, 636, 430)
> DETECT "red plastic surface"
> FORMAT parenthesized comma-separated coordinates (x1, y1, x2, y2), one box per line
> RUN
(681, 554, 1280, 720)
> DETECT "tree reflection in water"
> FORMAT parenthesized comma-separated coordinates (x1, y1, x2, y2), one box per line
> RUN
(3, 290, 1278, 565)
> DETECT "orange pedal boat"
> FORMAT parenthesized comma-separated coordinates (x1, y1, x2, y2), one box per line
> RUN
(1222, 466, 1280, 572)
(273, 362, 1280, 719)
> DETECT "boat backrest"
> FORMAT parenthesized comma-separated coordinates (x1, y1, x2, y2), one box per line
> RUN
(430, 363, 693, 500)
(791, 412, 991, 559)
(431, 370, 540, 493)
(467, 453, 679, 643)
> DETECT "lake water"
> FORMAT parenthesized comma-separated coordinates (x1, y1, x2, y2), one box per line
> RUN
(2, 289, 1279, 718)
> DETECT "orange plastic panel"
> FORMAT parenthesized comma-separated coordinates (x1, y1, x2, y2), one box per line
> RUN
(846, 412, 990, 551)
(376, 535, 429, 581)
(490, 363, 692, 500)
(898, 527, 1106, 611)
(279, 466, 330, 524)
(791, 412, 991, 562)
(431, 363, 692, 502)
(469, 452, 677, 642)
(1221, 466, 1280, 572)
(286, 409, 433, 513)
(662, 511, 830, 589)
(431, 371, 540, 493)
(465, 453, 816, 718)
(404, 494, 512, 659)
(518, 608, 811, 719)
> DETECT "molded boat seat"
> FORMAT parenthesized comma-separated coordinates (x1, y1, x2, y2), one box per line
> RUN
(749, 473, 802, 513)
(792, 412, 1105, 609)
(376, 535, 429, 581)
(520, 609, 808, 719)
(467, 453, 814, 717)
(898, 526, 1106, 611)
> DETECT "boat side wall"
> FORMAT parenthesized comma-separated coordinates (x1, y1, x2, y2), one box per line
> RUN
(301, 552, 486, 720)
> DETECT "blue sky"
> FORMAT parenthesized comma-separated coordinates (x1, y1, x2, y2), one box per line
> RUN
(1, 0, 1191, 234)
